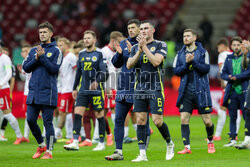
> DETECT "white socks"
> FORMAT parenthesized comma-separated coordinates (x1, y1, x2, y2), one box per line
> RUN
(3, 113, 22, 138)
(244, 136, 250, 142)
(80, 126, 86, 138)
(24, 118, 30, 139)
(215, 109, 226, 137)
(39, 141, 46, 148)
(116, 149, 122, 155)
(42, 125, 46, 137)
(53, 116, 58, 129)
(133, 124, 137, 132)
(0, 129, 4, 136)
(140, 149, 146, 156)
(185, 145, 191, 150)
(236, 110, 241, 134)
(55, 127, 62, 139)
(93, 119, 99, 139)
(65, 114, 73, 139)
(111, 113, 115, 125)
(124, 126, 129, 138)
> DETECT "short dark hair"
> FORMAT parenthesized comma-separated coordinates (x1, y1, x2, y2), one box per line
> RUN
(217, 38, 229, 47)
(127, 19, 140, 27)
(184, 29, 197, 36)
(140, 20, 155, 28)
(83, 30, 96, 38)
(73, 43, 84, 49)
(231, 36, 242, 44)
(22, 44, 31, 49)
(38, 21, 54, 32)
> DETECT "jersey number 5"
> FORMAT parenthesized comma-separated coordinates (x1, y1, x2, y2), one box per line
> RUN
(84, 62, 92, 70)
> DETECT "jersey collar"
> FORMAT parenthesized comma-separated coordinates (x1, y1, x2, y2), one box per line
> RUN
(106, 45, 114, 52)
(64, 51, 70, 57)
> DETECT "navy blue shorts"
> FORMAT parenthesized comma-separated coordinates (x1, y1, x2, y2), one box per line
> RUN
(179, 90, 212, 114)
(75, 93, 104, 111)
(133, 91, 164, 115)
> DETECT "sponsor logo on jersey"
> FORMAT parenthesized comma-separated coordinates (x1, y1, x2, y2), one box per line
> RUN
(86, 57, 90, 61)
(47, 52, 52, 57)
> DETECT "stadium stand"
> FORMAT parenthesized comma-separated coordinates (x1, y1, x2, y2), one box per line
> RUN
(0, 0, 184, 51)
(230, 0, 250, 39)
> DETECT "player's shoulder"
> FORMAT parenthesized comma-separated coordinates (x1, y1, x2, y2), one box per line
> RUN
(131, 43, 139, 50)
(0, 53, 11, 62)
(95, 47, 102, 54)
(54, 46, 61, 52)
(219, 51, 232, 57)
(67, 51, 76, 57)
(67, 52, 77, 60)
(95, 47, 104, 57)
(29, 46, 37, 53)
(101, 45, 108, 51)
(120, 39, 127, 45)
(79, 48, 87, 55)
(154, 40, 167, 47)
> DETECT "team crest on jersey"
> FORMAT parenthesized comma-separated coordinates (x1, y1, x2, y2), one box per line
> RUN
(150, 47, 156, 52)
(180, 104, 183, 109)
(46, 52, 52, 57)
(81, 57, 85, 61)
(92, 56, 97, 62)
(86, 57, 90, 61)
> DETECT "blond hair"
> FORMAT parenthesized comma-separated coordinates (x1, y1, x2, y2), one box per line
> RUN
(58, 37, 71, 47)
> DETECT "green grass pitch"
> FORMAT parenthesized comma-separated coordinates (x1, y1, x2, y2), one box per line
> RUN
(0, 116, 248, 167)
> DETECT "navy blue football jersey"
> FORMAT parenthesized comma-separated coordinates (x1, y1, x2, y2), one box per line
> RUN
(130, 40, 167, 92)
(74, 48, 108, 95)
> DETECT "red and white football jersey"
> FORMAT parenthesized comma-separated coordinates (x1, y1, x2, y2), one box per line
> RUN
(59, 51, 77, 93)
(101, 45, 117, 90)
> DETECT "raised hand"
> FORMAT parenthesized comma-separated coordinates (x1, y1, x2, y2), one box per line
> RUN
(114, 41, 122, 54)
(35, 45, 45, 58)
(126, 40, 132, 53)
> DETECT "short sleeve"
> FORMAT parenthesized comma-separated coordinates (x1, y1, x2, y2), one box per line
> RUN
(155, 41, 167, 58)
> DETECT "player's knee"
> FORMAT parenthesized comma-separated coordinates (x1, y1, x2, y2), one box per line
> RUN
(204, 119, 212, 127)
(153, 119, 162, 127)
(180, 117, 189, 124)
(58, 120, 65, 129)
(137, 117, 146, 125)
